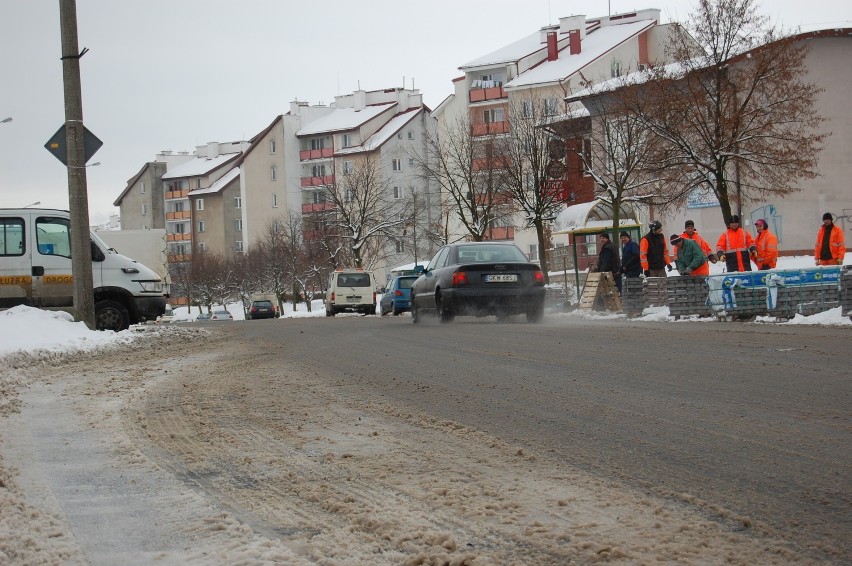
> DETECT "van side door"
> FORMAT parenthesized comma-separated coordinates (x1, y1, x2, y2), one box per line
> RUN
(33, 214, 74, 308)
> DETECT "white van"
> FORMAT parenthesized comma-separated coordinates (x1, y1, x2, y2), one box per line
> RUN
(0, 208, 168, 331)
(325, 268, 377, 316)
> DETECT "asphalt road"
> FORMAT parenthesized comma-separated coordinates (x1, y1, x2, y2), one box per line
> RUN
(239, 313, 851, 561)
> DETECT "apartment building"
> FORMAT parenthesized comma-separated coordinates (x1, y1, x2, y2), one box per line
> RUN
(113, 150, 195, 230)
(437, 8, 676, 260)
(160, 141, 248, 258)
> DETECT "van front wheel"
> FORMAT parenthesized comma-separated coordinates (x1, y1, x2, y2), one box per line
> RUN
(96, 300, 130, 331)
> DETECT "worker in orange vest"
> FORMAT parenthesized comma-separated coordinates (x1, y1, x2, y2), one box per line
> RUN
(716, 215, 756, 272)
(677, 219, 716, 264)
(640, 220, 672, 277)
(753, 218, 778, 270)
(814, 212, 846, 266)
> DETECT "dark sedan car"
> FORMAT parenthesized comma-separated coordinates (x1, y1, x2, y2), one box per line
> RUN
(247, 299, 279, 320)
(410, 242, 545, 323)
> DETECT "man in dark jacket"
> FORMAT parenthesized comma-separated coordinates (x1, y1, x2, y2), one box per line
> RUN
(620, 231, 641, 279)
(640, 220, 673, 277)
(593, 232, 620, 294)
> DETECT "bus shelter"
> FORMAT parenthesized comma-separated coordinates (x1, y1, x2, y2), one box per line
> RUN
(549, 199, 643, 293)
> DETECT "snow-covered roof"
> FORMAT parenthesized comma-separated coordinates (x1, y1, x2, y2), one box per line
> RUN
(189, 167, 239, 196)
(505, 20, 655, 89)
(162, 152, 240, 179)
(553, 199, 639, 234)
(460, 31, 546, 69)
(335, 108, 421, 155)
(296, 102, 396, 136)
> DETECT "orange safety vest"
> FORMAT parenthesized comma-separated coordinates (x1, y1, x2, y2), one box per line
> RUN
(755, 229, 779, 269)
(814, 224, 846, 265)
(716, 227, 755, 272)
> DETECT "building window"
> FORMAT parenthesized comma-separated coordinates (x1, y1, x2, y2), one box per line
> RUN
(345, 188, 354, 203)
(407, 131, 414, 140)
(269, 139, 276, 154)
(343, 134, 352, 148)
(582, 138, 592, 176)
(273, 221, 281, 234)
(271, 165, 277, 181)
(140, 181, 146, 194)
(544, 98, 559, 116)
(343, 161, 353, 174)
(528, 244, 539, 261)
(234, 241, 244, 252)
(311, 138, 325, 150)
(408, 158, 415, 167)
(235, 219, 242, 231)
(142, 203, 147, 216)
(199, 242, 207, 252)
(392, 158, 402, 172)
(393, 186, 403, 199)
(396, 240, 404, 253)
(196, 179, 202, 190)
(272, 193, 278, 208)
(196, 199, 204, 211)
(234, 196, 242, 209)
(312, 164, 326, 177)
(198, 220, 205, 233)
(483, 108, 505, 123)
(522, 101, 533, 118)
(610, 60, 622, 78)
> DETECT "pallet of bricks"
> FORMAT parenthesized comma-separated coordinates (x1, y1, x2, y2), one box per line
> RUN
(643, 276, 668, 308)
(622, 276, 644, 316)
(842, 266, 852, 322)
(666, 276, 713, 318)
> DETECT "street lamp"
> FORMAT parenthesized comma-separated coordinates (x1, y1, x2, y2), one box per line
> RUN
(1, 117, 12, 124)
(23, 201, 41, 208)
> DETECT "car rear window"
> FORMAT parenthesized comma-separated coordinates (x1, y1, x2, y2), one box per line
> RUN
(398, 277, 417, 289)
(339, 273, 371, 287)
(253, 300, 272, 307)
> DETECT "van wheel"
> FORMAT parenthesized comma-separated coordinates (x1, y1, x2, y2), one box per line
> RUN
(96, 300, 130, 331)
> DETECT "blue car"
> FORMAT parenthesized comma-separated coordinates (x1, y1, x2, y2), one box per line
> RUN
(380, 275, 419, 316)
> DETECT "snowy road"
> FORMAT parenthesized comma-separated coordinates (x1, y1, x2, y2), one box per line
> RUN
(1, 316, 849, 564)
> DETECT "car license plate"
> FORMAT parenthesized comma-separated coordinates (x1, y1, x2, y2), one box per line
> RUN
(484, 274, 518, 283)
(345, 295, 362, 302)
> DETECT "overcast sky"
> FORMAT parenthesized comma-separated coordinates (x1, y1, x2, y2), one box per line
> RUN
(1, 1, 848, 225)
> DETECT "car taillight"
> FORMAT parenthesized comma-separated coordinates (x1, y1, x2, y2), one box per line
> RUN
(394, 290, 403, 297)
(331, 292, 336, 301)
(451, 272, 469, 286)
(533, 270, 544, 283)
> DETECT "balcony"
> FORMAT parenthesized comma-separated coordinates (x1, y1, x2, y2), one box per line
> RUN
(471, 121, 509, 136)
(469, 86, 507, 103)
(474, 191, 513, 206)
(167, 253, 191, 263)
(299, 148, 334, 161)
(166, 233, 192, 242)
(486, 226, 515, 240)
(301, 175, 335, 188)
(302, 201, 336, 214)
(472, 156, 510, 171)
(166, 211, 191, 220)
(165, 189, 189, 200)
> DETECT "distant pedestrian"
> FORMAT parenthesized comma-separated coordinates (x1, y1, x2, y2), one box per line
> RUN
(640, 221, 672, 277)
(753, 219, 779, 270)
(716, 215, 756, 272)
(620, 231, 641, 279)
(670, 234, 709, 276)
(814, 212, 846, 266)
(680, 220, 716, 264)
(593, 232, 620, 292)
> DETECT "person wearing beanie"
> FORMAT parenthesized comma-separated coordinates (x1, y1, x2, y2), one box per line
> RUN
(619, 231, 641, 280)
(716, 215, 756, 272)
(670, 233, 709, 276)
(640, 220, 672, 277)
(678, 220, 716, 264)
(815, 212, 846, 266)
(592, 232, 620, 292)
(754, 219, 779, 270)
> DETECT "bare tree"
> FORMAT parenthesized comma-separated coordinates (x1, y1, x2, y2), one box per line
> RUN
(415, 111, 510, 242)
(322, 154, 407, 268)
(628, 0, 826, 221)
(495, 95, 568, 282)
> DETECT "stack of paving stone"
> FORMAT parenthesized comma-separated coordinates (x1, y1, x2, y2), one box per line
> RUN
(776, 283, 840, 317)
(622, 276, 644, 316)
(665, 276, 713, 318)
(643, 276, 668, 308)
(842, 267, 852, 320)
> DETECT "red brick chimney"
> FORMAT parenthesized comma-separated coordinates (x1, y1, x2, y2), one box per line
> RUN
(547, 31, 558, 61)
(569, 29, 581, 55)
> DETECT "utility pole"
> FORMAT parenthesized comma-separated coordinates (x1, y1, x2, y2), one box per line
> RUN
(59, 0, 95, 329)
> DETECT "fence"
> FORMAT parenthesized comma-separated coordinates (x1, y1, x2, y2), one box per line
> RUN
(618, 265, 851, 320)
